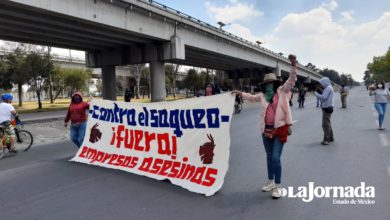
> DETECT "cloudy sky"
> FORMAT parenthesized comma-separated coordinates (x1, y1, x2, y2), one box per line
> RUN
(156, 0, 390, 81)
(1, 0, 389, 81)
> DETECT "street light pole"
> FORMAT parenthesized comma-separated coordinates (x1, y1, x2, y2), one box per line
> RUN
(217, 21, 226, 29)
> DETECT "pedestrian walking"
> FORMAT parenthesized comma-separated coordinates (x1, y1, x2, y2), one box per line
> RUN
(340, 84, 348, 108)
(314, 78, 335, 145)
(298, 87, 306, 108)
(369, 81, 390, 130)
(124, 88, 133, 102)
(64, 92, 90, 148)
(232, 54, 297, 199)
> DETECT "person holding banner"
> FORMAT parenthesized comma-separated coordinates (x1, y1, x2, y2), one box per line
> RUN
(64, 92, 90, 148)
(232, 54, 297, 199)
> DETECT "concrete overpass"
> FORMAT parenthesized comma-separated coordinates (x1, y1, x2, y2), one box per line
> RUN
(0, 0, 323, 101)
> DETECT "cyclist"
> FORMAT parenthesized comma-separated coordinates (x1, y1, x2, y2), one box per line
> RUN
(0, 93, 20, 153)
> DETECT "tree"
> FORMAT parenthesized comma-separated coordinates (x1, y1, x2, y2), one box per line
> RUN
(130, 64, 145, 99)
(366, 47, 390, 81)
(363, 70, 371, 86)
(63, 68, 92, 95)
(24, 50, 53, 109)
(172, 64, 180, 98)
(319, 68, 342, 85)
(117, 75, 129, 96)
(2, 47, 30, 106)
(47, 65, 67, 102)
(140, 66, 150, 98)
(165, 64, 175, 97)
(182, 69, 201, 97)
(95, 78, 102, 96)
(0, 59, 13, 91)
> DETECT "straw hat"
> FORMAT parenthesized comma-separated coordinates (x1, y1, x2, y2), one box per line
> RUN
(259, 73, 279, 85)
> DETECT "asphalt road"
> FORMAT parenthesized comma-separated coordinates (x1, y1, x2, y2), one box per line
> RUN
(1, 87, 390, 220)
(21, 110, 67, 123)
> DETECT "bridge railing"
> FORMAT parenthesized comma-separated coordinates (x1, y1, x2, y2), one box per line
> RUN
(123, 0, 286, 59)
(137, 1, 326, 78)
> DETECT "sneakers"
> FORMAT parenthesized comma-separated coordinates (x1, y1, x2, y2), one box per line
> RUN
(9, 149, 18, 153)
(261, 180, 275, 192)
(321, 141, 329, 145)
(272, 185, 283, 199)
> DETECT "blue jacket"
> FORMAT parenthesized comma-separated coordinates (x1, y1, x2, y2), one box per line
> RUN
(315, 77, 334, 108)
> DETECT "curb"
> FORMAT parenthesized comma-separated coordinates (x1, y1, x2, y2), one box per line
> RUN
(23, 117, 64, 124)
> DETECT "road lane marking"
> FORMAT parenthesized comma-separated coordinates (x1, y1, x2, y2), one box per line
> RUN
(379, 133, 389, 147)
(388, 167, 390, 177)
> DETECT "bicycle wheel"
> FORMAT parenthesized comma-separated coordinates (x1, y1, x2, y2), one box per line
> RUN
(0, 148, 5, 159)
(0, 130, 4, 159)
(237, 103, 242, 113)
(14, 130, 33, 152)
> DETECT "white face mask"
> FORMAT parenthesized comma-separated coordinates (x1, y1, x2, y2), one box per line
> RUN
(378, 85, 383, 88)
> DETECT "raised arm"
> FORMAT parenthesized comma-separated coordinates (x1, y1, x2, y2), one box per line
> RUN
(282, 54, 298, 93)
(231, 90, 263, 102)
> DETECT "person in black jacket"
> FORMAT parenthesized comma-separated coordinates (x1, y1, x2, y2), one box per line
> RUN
(298, 87, 306, 108)
(124, 88, 133, 102)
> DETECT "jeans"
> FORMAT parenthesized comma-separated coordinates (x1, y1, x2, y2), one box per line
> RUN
(375, 103, 387, 128)
(262, 134, 284, 184)
(70, 122, 87, 148)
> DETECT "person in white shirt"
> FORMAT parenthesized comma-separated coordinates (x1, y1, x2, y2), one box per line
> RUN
(0, 93, 20, 153)
(369, 81, 390, 130)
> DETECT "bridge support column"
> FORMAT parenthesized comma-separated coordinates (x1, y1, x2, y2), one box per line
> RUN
(150, 61, 166, 102)
(232, 73, 240, 90)
(102, 65, 117, 101)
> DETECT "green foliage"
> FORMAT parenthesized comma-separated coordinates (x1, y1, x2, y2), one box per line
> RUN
(0, 60, 12, 90)
(366, 47, 390, 82)
(140, 66, 150, 86)
(62, 68, 92, 93)
(319, 68, 341, 84)
(23, 50, 54, 109)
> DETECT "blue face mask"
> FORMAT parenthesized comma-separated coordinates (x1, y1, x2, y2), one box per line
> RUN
(72, 96, 81, 103)
(265, 83, 274, 102)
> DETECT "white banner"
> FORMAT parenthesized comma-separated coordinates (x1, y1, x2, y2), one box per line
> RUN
(70, 93, 235, 196)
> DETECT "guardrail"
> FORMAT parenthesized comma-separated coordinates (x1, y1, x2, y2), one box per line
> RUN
(138, 0, 285, 55)
(118, 0, 323, 78)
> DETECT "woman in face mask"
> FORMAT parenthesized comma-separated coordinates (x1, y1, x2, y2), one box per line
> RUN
(369, 81, 390, 130)
(232, 54, 297, 199)
(64, 92, 90, 147)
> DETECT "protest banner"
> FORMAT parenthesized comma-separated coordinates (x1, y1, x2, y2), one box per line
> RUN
(70, 93, 235, 196)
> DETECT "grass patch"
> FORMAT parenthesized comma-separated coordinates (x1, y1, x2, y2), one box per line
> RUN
(15, 95, 189, 113)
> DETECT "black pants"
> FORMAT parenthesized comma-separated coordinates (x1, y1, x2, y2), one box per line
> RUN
(298, 98, 305, 108)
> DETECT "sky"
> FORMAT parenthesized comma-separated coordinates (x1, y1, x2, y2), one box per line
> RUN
(1, 0, 389, 81)
(155, 0, 390, 81)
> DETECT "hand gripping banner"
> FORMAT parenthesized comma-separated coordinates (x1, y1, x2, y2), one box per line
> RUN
(70, 93, 235, 196)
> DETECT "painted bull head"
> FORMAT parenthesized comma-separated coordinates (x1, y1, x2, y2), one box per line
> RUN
(89, 123, 102, 143)
(199, 134, 216, 165)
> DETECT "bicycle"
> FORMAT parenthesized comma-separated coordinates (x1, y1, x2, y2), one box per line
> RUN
(0, 120, 33, 159)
